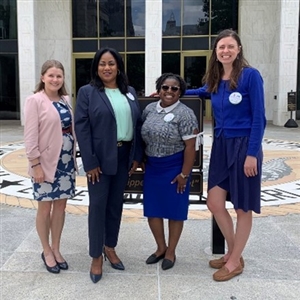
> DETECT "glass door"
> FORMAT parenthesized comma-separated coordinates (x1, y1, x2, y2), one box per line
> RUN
(181, 51, 211, 119)
(72, 54, 94, 107)
(72, 53, 143, 106)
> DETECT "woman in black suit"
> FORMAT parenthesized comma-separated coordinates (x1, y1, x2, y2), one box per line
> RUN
(75, 47, 143, 283)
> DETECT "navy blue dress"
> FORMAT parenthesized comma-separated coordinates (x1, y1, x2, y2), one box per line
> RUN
(208, 134, 263, 213)
(32, 100, 75, 201)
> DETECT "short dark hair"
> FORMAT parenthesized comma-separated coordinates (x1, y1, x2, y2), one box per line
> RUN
(90, 47, 129, 94)
(155, 73, 187, 97)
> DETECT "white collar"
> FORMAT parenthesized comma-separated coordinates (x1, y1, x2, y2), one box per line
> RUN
(156, 100, 180, 113)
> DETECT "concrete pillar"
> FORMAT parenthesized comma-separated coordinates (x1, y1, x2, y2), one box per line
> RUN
(274, 0, 299, 125)
(239, 0, 299, 125)
(17, 0, 72, 125)
(17, 0, 37, 125)
(145, 0, 162, 96)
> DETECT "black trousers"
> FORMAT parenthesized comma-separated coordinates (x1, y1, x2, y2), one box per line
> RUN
(87, 143, 131, 258)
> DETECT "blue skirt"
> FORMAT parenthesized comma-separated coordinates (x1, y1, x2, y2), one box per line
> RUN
(208, 134, 263, 213)
(143, 151, 190, 220)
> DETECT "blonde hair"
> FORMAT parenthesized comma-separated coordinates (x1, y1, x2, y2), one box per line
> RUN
(34, 60, 68, 96)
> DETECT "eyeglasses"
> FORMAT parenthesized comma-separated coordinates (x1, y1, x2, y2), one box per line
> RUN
(161, 85, 180, 92)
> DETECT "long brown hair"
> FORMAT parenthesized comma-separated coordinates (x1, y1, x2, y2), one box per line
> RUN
(203, 29, 250, 93)
(34, 60, 68, 96)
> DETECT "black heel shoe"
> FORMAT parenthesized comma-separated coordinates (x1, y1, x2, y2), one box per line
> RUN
(90, 256, 103, 283)
(90, 272, 102, 283)
(56, 260, 68, 270)
(103, 248, 125, 271)
(41, 252, 60, 274)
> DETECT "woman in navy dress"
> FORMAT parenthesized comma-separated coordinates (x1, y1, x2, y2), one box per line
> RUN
(142, 73, 199, 270)
(185, 29, 266, 281)
(24, 60, 77, 274)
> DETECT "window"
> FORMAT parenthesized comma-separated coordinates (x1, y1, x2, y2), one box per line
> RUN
(0, 54, 19, 119)
(0, 0, 17, 39)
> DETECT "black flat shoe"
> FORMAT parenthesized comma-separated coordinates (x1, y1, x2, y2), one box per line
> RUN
(90, 272, 102, 283)
(161, 256, 176, 271)
(41, 252, 60, 274)
(56, 260, 68, 270)
(146, 252, 166, 264)
(103, 248, 125, 271)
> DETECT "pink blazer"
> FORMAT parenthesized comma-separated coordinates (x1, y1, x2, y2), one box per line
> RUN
(24, 90, 77, 182)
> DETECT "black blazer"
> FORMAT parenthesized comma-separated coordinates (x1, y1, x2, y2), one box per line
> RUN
(74, 84, 143, 175)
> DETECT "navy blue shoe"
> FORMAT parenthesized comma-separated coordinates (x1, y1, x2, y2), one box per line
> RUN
(146, 252, 166, 264)
(41, 252, 60, 274)
(56, 260, 68, 270)
(103, 248, 125, 271)
(161, 256, 176, 271)
(90, 271, 102, 283)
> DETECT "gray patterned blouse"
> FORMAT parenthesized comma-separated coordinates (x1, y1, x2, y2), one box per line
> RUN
(141, 100, 199, 157)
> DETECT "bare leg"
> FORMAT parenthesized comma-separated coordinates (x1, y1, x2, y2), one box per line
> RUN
(36, 201, 56, 266)
(165, 220, 184, 261)
(225, 209, 252, 272)
(148, 217, 167, 255)
(207, 186, 235, 260)
(50, 199, 67, 262)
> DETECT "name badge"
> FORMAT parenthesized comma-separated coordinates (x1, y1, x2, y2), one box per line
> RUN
(126, 92, 135, 100)
(164, 113, 175, 122)
(229, 92, 242, 105)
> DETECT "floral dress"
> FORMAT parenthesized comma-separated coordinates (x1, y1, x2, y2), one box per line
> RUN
(33, 100, 75, 201)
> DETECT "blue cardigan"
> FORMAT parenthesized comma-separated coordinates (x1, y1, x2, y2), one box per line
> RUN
(185, 67, 266, 157)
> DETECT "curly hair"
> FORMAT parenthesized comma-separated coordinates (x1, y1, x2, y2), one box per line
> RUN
(34, 60, 68, 96)
(155, 73, 187, 97)
(203, 29, 250, 93)
(90, 47, 129, 95)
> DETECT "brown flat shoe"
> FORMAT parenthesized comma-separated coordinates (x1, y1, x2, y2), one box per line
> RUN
(213, 264, 243, 281)
(209, 256, 244, 269)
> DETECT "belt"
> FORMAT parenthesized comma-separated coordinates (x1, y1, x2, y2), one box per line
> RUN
(62, 127, 71, 134)
(117, 141, 131, 147)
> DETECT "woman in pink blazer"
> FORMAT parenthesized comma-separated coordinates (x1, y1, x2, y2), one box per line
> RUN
(24, 60, 77, 274)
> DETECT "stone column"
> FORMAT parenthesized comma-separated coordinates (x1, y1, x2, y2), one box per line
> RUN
(240, 0, 300, 126)
(35, 0, 72, 98)
(145, 0, 162, 96)
(18, 0, 73, 125)
(274, 0, 299, 125)
(17, 0, 37, 125)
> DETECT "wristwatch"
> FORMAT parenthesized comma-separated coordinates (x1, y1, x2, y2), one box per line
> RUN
(180, 172, 189, 179)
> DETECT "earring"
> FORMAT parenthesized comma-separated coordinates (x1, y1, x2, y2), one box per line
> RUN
(117, 70, 120, 75)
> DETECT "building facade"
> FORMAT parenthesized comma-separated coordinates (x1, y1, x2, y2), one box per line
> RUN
(0, 0, 299, 125)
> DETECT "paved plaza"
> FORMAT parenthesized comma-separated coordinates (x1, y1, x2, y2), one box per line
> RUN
(1, 120, 300, 299)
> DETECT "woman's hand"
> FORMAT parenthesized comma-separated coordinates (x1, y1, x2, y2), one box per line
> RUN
(149, 92, 159, 97)
(129, 160, 139, 176)
(139, 162, 145, 172)
(171, 174, 188, 194)
(86, 167, 102, 184)
(244, 156, 258, 177)
(33, 165, 45, 184)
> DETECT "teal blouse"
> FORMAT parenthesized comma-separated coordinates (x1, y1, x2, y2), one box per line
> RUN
(105, 88, 133, 141)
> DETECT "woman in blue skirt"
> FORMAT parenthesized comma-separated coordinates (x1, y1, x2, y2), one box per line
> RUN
(185, 29, 266, 281)
(142, 73, 199, 270)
